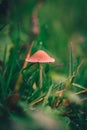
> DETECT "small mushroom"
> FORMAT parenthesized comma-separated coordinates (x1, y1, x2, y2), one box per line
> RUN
(26, 50, 55, 88)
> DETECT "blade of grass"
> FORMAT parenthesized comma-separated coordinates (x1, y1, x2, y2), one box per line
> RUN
(43, 84, 53, 106)
(29, 97, 44, 107)
(6, 61, 15, 94)
(69, 43, 73, 77)
(72, 83, 87, 90)
(75, 89, 87, 95)
(0, 74, 5, 102)
(73, 60, 84, 79)
(2, 43, 8, 75)
(14, 42, 34, 92)
(0, 43, 8, 98)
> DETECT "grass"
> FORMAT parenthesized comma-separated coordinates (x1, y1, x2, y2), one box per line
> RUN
(0, 41, 87, 130)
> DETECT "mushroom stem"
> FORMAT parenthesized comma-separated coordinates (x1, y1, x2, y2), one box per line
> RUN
(40, 63, 43, 88)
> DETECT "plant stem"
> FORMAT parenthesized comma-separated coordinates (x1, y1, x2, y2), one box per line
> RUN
(69, 43, 73, 77)
(14, 42, 34, 91)
(40, 63, 42, 88)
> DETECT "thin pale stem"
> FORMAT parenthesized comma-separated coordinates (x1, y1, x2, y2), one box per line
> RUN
(14, 42, 34, 91)
(40, 63, 42, 88)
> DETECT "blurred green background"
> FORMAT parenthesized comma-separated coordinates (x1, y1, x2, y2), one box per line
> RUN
(0, 0, 87, 72)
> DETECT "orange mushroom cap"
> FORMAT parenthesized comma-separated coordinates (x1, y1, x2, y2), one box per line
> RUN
(26, 50, 55, 63)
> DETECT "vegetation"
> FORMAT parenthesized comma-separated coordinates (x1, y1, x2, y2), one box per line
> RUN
(0, 0, 87, 130)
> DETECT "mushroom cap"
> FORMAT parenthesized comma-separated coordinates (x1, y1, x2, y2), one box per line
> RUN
(26, 50, 55, 63)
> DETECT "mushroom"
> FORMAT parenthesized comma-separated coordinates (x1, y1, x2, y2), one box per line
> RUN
(25, 50, 55, 88)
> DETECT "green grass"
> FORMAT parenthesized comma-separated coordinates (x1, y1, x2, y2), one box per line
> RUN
(0, 41, 87, 130)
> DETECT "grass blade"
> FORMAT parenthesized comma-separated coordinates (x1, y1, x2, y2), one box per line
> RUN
(72, 83, 87, 90)
(69, 43, 73, 77)
(43, 84, 53, 106)
(2, 43, 8, 74)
